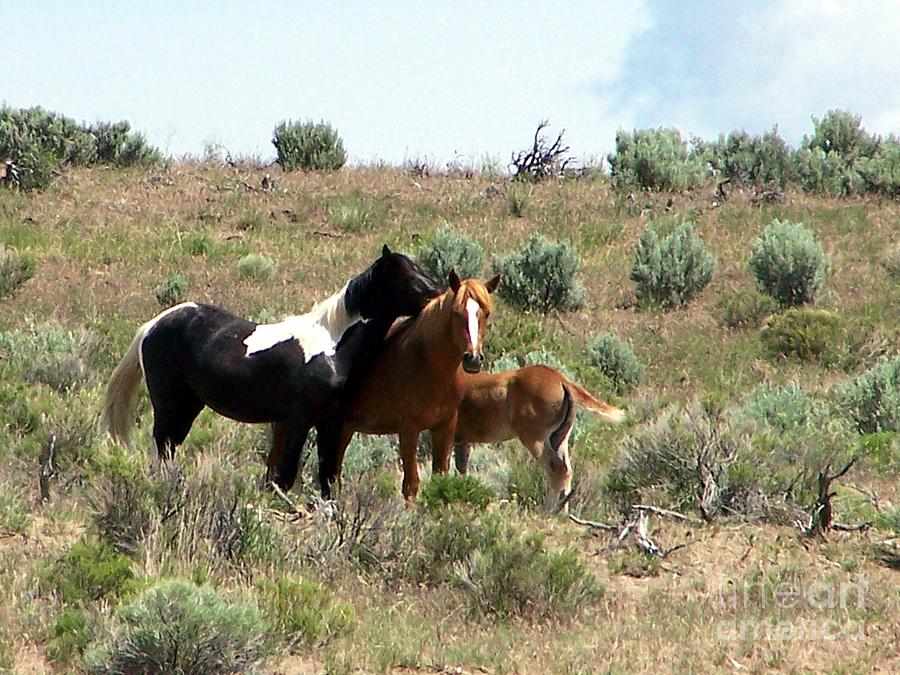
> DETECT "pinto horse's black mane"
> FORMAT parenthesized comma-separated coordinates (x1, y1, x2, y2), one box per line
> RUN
(343, 245, 444, 321)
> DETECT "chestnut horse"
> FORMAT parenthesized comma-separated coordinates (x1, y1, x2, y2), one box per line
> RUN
(270, 270, 500, 500)
(453, 364, 624, 511)
(103, 246, 443, 473)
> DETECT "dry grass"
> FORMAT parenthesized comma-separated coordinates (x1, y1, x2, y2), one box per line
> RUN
(1, 164, 898, 673)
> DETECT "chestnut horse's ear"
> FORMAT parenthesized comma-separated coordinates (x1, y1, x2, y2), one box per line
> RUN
(448, 269, 462, 292)
(381, 244, 392, 257)
(485, 273, 501, 293)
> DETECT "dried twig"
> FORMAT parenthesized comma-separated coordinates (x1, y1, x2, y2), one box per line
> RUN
(633, 504, 704, 525)
(269, 481, 303, 516)
(568, 513, 618, 532)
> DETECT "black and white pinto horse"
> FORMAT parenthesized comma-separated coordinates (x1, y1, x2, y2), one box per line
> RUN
(103, 245, 443, 487)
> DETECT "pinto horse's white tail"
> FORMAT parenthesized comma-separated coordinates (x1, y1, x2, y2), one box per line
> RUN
(102, 327, 146, 448)
(562, 377, 625, 425)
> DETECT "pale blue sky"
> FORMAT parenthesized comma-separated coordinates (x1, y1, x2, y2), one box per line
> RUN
(4, 1, 898, 166)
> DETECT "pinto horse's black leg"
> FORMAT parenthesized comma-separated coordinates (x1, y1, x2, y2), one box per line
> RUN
(150, 397, 204, 460)
(266, 413, 312, 492)
(316, 419, 354, 499)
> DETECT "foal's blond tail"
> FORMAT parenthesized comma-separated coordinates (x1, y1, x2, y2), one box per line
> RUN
(102, 328, 146, 448)
(563, 377, 625, 425)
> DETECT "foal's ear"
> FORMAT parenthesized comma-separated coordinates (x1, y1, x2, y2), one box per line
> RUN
(381, 244, 392, 257)
(485, 273, 501, 293)
(448, 269, 462, 292)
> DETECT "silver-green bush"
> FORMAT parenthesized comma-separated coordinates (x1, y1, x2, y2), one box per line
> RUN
(588, 331, 644, 393)
(493, 233, 585, 313)
(417, 223, 484, 280)
(857, 137, 900, 198)
(630, 222, 716, 309)
(0, 106, 160, 190)
(273, 119, 346, 171)
(700, 127, 795, 187)
(748, 220, 830, 307)
(836, 356, 900, 434)
(84, 580, 267, 674)
(607, 127, 706, 191)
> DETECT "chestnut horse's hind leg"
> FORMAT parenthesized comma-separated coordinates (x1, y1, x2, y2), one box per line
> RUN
(454, 443, 471, 474)
(398, 428, 421, 502)
(430, 416, 457, 475)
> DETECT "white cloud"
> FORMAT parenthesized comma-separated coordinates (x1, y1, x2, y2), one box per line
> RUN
(608, 0, 900, 144)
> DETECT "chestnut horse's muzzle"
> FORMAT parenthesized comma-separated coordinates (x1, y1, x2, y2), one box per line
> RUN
(462, 351, 484, 373)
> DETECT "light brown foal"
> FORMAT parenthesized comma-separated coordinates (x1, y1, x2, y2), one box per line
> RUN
(453, 364, 624, 511)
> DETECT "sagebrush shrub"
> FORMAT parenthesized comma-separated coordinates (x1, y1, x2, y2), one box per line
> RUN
(606, 401, 751, 515)
(630, 222, 716, 309)
(417, 223, 485, 280)
(805, 109, 878, 160)
(83, 580, 267, 674)
(414, 510, 602, 619)
(749, 220, 830, 307)
(857, 137, 900, 197)
(154, 272, 188, 307)
(791, 147, 865, 197)
(836, 356, 900, 434)
(493, 233, 585, 313)
(0, 324, 102, 392)
(701, 127, 795, 187)
(607, 127, 706, 191)
(273, 119, 346, 171)
(0, 105, 160, 190)
(588, 332, 644, 393)
(737, 383, 833, 433)
(0, 248, 34, 298)
(760, 308, 847, 366)
(716, 289, 777, 329)
(237, 253, 277, 281)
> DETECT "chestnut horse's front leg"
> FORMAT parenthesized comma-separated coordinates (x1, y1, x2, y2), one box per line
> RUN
(398, 427, 421, 502)
(430, 413, 458, 475)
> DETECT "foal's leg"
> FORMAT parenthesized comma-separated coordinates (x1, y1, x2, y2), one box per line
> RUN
(454, 443, 471, 474)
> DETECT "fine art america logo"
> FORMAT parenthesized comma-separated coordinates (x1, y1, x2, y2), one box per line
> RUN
(715, 574, 867, 641)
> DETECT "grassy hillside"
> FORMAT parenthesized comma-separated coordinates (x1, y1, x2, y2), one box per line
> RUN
(1, 163, 898, 673)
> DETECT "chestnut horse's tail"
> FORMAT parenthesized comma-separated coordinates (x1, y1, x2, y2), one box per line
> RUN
(562, 377, 625, 425)
(102, 327, 146, 448)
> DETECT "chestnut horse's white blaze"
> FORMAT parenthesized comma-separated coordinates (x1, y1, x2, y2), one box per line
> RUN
(465, 297, 480, 351)
(243, 281, 360, 359)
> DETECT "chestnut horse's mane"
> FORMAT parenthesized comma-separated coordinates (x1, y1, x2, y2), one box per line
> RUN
(387, 278, 494, 348)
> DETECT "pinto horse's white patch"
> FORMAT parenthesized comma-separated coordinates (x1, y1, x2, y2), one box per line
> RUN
(243, 316, 337, 361)
(243, 281, 361, 361)
(465, 297, 480, 351)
